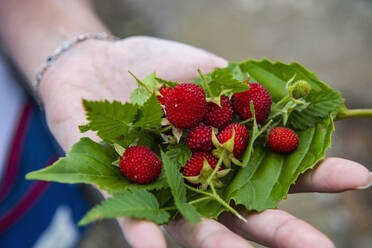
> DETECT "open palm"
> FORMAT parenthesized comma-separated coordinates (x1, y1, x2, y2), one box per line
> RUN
(38, 36, 370, 248)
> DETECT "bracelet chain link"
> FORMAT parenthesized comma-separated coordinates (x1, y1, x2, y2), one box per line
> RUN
(32, 32, 118, 92)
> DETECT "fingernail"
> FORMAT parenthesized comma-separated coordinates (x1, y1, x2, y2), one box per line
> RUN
(357, 171, 372, 190)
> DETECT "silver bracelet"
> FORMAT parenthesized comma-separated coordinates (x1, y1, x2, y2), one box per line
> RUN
(32, 32, 118, 92)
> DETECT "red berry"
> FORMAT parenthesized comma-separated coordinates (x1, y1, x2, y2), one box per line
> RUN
(268, 127, 299, 153)
(164, 83, 207, 129)
(217, 123, 249, 157)
(203, 96, 233, 129)
(186, 125, 213, 151)
(119, 146, 162, 184)
(182, 152, 219, 177)
(157, 86, 171, 105)
(232, 83, 272, 124)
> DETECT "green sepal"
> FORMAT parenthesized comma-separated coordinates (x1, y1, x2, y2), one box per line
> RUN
(183, 175, 200, 184)
(211, 129, 222, 148)
(113, 143, 126, 156)
(183, 159, 229, 190)
(223, 129, 235, 153)
(216, 169, 231, 178)
(112, 159, 120, 167)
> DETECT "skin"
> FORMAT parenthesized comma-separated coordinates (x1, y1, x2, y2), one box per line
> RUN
(0, 1, 371, 248)
(30, 37, 372, 248)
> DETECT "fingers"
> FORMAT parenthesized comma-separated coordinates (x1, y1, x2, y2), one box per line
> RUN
(117, 218, 167, 248)
(115, 36, 228, 82)
(290, 157, 371, 193)
(219, 209, 335, 248)
(165, 217, 253, 248)
(95, 189, 166, 248)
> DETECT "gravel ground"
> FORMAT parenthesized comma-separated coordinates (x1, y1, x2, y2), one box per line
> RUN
(80, 1, 372, 247)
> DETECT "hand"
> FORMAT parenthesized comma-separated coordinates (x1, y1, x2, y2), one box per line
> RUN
(39, 36, 371, 248)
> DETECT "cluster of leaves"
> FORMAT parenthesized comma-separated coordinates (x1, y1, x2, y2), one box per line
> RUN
(26, 59, 344, 225)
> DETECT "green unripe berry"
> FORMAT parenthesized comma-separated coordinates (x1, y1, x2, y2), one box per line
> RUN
(289, 80, 311, 99)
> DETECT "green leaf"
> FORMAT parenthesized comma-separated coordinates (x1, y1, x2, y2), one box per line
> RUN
(130, 87, 150, 106)
(80, 100, 138, 144)
(239, 59, 344, 129)
(161, 151, 201, 224)
(227, 63, 248, 82)
(240, 59, 334, 100)
(155, 77, 178, 88)
(136, 131, 155, 148)
(152, 188, 174, 208)
(130, 72, 157, 105)
(241, 101, 273, 167)
(26, 138, 167, 192)
(79, 188, 170, 225)
(142, 72, 157, 89)
(209, 68, 250, 95)
(118, 128, 141, 148)
(289, 90, 344, 130)
(226, 116, 334, 212)
(166, 144, 192, 167)
(194, 199, 225, 218)
(134, 94, 163, 129)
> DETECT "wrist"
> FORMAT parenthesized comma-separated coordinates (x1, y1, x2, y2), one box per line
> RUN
(34, 32, 117, 102)
(38, 39, 107, 105)
(0, 0, 110, 84)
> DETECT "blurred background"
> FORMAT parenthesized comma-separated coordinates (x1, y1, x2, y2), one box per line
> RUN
(78, 0, 372, 247)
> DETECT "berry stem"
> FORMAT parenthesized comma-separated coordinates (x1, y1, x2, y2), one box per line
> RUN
(154, 125, 173, 133)
(206, 150, 226, 186)
(160, 206, 177, 211)
(185, 184, 247, 222)
(243, 120, 272, 167)
(276, 95, 290, 106)
(335, 108, 372, 121)
(197, 69, 214, 98)
(160, 196, 210, 211)
(185, 184, 212, 196)
(239, 118, 253, 125)
(188, 196, 211, 205)
(128, 70, 153, 94)
(209, 183, 247, 222)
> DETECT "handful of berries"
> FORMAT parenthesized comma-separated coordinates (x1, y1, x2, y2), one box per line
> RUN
(26, 59, 372, 226)
(121, 76, 300, 185)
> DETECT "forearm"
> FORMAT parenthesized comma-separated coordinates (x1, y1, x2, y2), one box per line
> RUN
(0, 0, 109, 83)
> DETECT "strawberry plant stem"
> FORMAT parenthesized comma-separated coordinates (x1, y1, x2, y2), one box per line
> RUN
(188, 196, 211, 205)
(161, 197, 210, 211)
(185, 184, 247, 222)
(185, 184, 212, 197)
(155, 125, 173, 133)
(206, 150, 226, 186)
(197, 69, 214, 98)
(335, 108, 372, 120)
(239, 118, 253, 125)
(128, 70, 153, 94)
(209, 183, 247, 222)
(276, 95, 290, 106)
(243, 119, 272, 167)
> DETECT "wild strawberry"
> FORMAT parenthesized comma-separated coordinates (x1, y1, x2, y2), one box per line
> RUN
(157, 86, 171, 105)
(232, 83, 272, 124)
(182, 152, 218, 177)
(164, 83, 206, 129)
(217, 123, 249, 157)
(268, 127, 299, 153)
(186, 125, 213, 151)
(119, 146, 162, 184)
(182, 152, 229, 189)
(203, 95, 233, 129)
